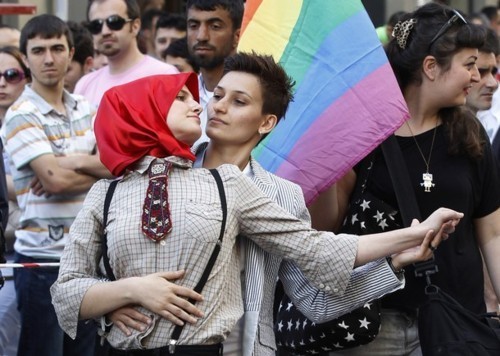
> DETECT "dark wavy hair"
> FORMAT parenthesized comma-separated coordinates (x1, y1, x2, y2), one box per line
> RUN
(386, 2, 487, 159)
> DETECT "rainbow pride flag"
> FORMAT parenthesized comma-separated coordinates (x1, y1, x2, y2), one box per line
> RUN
(239, 0, 409, 204)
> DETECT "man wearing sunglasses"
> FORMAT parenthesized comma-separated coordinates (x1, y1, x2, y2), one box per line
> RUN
(0, 14, 112, 356)
(74, 0, 177, 107)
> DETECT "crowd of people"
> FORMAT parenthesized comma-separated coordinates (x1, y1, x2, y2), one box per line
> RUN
(0, 0, 498, 356)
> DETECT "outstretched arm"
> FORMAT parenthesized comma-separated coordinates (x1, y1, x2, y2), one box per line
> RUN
(282, 224, 443, 322)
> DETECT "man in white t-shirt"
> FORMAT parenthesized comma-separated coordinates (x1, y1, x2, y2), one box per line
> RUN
(187, 0, 243, 146)
(75, 0, 177, 107)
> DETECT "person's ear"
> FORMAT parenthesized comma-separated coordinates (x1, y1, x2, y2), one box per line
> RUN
(422, 55, 438, 81)
(83, 56, 94, 74)
(68, 47, 75, 62)
(258, 114, 278, 135)
(232, 28, 241, 49)
(22, 54, 29, 70)
(132, 18, 141, 36)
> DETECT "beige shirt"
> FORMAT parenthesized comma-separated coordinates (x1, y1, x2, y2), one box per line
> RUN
(51, 155, 358, 349)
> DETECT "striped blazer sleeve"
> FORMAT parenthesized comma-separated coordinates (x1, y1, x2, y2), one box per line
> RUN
(279, 258, 404, 323)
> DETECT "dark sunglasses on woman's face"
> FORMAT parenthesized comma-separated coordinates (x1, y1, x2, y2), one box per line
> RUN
(86, 15, 134, 35)
(0, 68, 26, 84)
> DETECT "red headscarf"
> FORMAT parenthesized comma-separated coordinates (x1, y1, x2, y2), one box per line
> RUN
(95, 73, 200, 176)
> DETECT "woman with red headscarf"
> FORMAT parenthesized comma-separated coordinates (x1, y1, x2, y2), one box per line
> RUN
(51, 73, 462, 355)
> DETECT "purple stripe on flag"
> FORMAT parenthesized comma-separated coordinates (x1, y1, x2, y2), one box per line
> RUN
(275, 63, 409, 203)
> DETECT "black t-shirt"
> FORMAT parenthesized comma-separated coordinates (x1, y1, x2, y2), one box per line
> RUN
(362, 125, 500, 314)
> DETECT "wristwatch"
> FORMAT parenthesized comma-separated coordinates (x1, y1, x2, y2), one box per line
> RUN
(386, 256, 405, 279)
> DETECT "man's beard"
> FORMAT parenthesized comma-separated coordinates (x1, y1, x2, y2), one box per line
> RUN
(192, 53, 226, 70)
(99, 42, 120, 58)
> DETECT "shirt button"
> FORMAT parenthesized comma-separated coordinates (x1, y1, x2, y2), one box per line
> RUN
(324, 286, 331, 291)
(333, 288, 339, 293)
(319, 283, 325, 289)
(160, 240, 166, 246)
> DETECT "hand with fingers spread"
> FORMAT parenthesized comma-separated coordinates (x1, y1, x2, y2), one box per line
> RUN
(130, 270, 204, 327)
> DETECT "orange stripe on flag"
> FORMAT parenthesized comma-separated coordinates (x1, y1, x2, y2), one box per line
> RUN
(241, 0, 264, 35)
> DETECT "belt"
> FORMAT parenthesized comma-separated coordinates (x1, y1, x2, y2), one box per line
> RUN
(109, 343, 223, 356)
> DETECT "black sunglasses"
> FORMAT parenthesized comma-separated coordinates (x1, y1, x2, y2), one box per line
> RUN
(0, 68, 26, 84)
(87, 15, 134, 35)
(429, 9, 468, 49)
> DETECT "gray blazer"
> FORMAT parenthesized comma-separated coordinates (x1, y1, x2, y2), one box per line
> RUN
(194, 145, 403, 355)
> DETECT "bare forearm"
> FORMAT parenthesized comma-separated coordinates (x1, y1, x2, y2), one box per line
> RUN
(57, 155, 113, 179)
(355, 227, 420, 266)
(47, 172, 98, 195)
(72, 155, 113, 179)
(80, 278, 138, 319)
(6, 175, 16, 201)
(481, 240, 500, 300)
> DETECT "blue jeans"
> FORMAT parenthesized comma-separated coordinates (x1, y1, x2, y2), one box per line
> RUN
(0, 253, 20, 356)
(14, 253, 96, 356)
(330, 309, 422, 356)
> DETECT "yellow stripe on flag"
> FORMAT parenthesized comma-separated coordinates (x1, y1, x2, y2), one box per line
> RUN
(238, 0, 303, 60)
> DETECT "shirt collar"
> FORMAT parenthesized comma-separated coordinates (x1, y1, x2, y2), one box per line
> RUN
(193, 143, 253, 177)
(133, 155, 193, 175)
(23, 85, 78, 115)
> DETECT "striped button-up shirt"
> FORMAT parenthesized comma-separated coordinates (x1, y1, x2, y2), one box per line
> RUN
(0, 85, 96, 259)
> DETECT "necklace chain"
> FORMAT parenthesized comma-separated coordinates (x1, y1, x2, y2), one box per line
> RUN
(405, 121, 438, 173)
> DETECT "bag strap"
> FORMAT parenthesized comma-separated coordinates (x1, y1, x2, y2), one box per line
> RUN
(381, 136, 421, 226)
(169, 168, 227, 352)
(381, 135, 438, 281)
(101, 180, 119, 281)
(350, 151, 376, 201)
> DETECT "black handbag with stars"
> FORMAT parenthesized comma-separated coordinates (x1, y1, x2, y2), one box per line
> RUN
(275, 141, 407, 355)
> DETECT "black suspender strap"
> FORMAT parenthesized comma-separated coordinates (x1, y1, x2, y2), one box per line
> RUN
(101, 180, 119, 281)
(169, 168, 227, 353)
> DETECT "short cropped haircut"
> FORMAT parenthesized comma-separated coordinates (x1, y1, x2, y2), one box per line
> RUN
(67, 21, 94, 65)
(186, 0, 244, 30)
(223, 52, 295, 123)
(20, 14, 74, 56)
(87, 0, 140, 21)
(155, 13, 187, 32)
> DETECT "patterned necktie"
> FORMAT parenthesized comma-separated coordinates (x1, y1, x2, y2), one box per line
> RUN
(141, 161, 173, 242)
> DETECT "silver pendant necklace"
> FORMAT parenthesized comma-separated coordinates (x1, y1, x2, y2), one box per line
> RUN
(405, 121, 438, 192)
